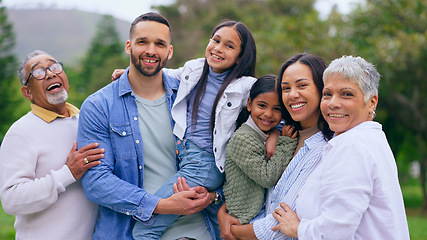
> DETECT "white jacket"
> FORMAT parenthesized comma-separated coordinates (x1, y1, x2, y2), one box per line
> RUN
(165, 58, 256, 172)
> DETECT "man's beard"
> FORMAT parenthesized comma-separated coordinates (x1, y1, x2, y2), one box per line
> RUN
(131, 49, 169, 77)
(46, 88, 68, 105)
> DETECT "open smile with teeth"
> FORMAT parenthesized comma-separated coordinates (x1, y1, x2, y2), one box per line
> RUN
(211, 54, 223, 60)
(46, 83, 62, 91)
(290, 102, 305, 109)
(260, 118, 275, 125)
(328, 113, 346, 118)
(142, 59, 158, 63)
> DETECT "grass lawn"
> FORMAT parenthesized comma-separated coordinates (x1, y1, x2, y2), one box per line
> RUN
(402, 178, 427, 240)
(0, 205, 14, 240)
(0, 179, 426, 239)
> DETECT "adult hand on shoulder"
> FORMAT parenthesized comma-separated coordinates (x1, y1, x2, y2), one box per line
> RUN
(66, 141, 104, 180)
(271, 202, 300, 238)
(218, 203, 240, 240)
(112, 69, 126, 81)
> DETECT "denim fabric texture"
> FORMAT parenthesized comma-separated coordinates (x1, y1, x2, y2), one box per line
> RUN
(77, 68, 223, 240)
(133, 139, 224, 239)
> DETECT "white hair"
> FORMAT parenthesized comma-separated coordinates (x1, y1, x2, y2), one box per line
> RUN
(323, 55, 380, 102)
(18, 50, 49, 86)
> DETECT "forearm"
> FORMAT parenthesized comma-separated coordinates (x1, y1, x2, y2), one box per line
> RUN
(1, 165, 75, 215)
(231, 223, 257, 240)
(0, 134, 76, 215)
(229, 134, 286, 187)
(81, 165, 159, 221)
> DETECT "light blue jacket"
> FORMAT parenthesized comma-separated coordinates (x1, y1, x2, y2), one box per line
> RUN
(165, 58, 257, 172)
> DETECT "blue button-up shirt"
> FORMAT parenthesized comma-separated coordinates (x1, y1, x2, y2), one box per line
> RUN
(77, 68, 179, 240)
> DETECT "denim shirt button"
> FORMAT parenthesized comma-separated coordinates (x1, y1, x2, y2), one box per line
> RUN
(126, 212, 130, 215)
(122, 131, 126, 136)
(139, 165, 142, 170)
(134, 117, 137, 121)
(136, 140, 140, 144)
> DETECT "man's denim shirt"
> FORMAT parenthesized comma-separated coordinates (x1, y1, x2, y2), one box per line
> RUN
(77, 68, 179, 240)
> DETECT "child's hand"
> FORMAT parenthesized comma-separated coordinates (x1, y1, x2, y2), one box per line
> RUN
(112, 69, 126, 81)
(271, 202, 300, 238)
(282, 125, 298, 138)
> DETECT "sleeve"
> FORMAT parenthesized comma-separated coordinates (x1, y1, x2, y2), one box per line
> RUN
(253, 213, 289, 240)
(77, 97, 160, 222)
(298, 142, 373, 239)
(0, 133, 76, 215)
(163, 67, 183, 81)
(227, 130, 296, 188)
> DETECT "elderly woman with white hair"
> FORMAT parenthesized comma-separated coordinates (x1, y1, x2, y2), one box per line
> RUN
(270, 56, 410, 239)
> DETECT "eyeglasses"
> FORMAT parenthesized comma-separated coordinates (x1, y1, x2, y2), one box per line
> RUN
(25, 62, 63, 85)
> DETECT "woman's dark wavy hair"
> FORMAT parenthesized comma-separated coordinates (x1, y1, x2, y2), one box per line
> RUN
(235, 74, 278, 130)
(277, 53, 334, 140)
(191, 20, 256, 133)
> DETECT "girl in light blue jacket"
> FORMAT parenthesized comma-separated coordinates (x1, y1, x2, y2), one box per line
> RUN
(139, 20, 257, 240)
(117, 20, 259, 239)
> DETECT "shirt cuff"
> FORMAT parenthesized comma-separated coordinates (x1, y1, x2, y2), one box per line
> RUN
(135, 193, 161, 222)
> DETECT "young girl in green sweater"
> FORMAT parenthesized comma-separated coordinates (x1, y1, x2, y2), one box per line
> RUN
(223, 75, 297, 224)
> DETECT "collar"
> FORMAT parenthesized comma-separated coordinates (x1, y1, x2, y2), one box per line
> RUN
(329, 121, 381, 144)
(244, 116, 269, 142)
(305, 130, 326, 150)
(31, 102, 79, 123)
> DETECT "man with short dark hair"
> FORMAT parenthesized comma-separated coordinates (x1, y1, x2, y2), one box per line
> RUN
(78, 12, 216, 240)
(0, 50, 104, 239)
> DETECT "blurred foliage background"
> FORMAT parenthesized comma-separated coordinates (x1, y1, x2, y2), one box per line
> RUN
(0, 0, 426, 238)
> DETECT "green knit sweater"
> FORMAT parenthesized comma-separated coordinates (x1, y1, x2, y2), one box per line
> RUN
(223, 124, 298, 224)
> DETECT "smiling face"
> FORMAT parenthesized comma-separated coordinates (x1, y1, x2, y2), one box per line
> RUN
(321, 74, 378, 136)
(281, 62, 321, 130)
(21, 54, 69, 114)
(126, 20, 173, 77)
(205, 26, 242, 73)
(247, 91, 282, 132)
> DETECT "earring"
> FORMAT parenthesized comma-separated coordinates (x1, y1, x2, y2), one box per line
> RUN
(369, 110, 376, 118)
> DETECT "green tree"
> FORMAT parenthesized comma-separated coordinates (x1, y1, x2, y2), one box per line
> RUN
(72, 14, 127, 107)
(343, 0, 427, 209)
(0, 1, 24, 142)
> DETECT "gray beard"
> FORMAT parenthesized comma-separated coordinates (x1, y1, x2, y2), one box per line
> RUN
(46, 88, 68, 105)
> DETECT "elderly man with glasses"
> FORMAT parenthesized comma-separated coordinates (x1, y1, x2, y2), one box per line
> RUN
(0, 50, 105, 240)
